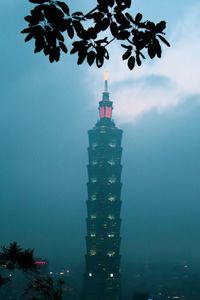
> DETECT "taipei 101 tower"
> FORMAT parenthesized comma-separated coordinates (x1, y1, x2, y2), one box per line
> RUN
(82, 74, 123, 300)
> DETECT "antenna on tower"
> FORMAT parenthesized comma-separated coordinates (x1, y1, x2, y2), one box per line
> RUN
(104, 71, 109, 92)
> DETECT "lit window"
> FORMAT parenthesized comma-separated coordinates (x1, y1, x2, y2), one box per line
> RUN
(90, 250, 96, 256)
(90, 233, 96, 237)
(92, 143, 97, 148)
(108, 215, 115, 220)
(109, 142, 116, 148)
(108, 160, 115, 165)
(99, 107, 112, 119)
(108, 196, 115, 202)
(108, 177, 116, 183)
(90, 215, 96, 219)
(110, 273, 114, 278)
(108, 234, 115, 238)
(89, 272, 92, 277)
(91, 178, 97, 183)
(91, 194, 96, 201)
(107, 251, 115, 257)
(91, 161, 97, 166)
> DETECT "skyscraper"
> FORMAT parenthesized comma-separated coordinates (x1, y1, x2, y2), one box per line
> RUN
(82, 75, 123, 300)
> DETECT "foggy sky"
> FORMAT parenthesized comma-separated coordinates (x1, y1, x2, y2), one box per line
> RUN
(0, 1, 200, 269)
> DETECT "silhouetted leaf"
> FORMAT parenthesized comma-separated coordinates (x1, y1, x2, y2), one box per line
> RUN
(43, 45, 51, 55)
(45, 31, 56, 47)
(124, 0, 131, 8)
(24, 15, 33, 22)
(72, 11, 84, 17)
(100, 18, 110, 31)
(122, 49, 132, 60)
(66, 21, 74, 38)
(135, 13, 142, 24)
(72, 11, 84, 20)
(136, 54, 141, 65)
(125, 12, 134, 23)
(44, 4, 64, 21)
(88, 27, 99, 39)
(117, 30, 130, 40)
(97, 0, 109, 13)
(31, 6, 44, 21)
(86, 12, 104, 22)
(54, 47, 60, 61)
(70, 41, 81, 54)
(157, 34, 171, 47)
(49, 51, 55, 63)
(57, 1, 70, 15)
(103, 48, 109, 59)
(107, 0, 115, 7)
(139, 51, 145, 59)
(121, 44, 132, 50)
(34, 37, 45, 52)
(73, 20, 85, 37)
(21, 27, 31, 34)
(148, 43, 156, 58)
(127, 56, 135, 70)
(96, 55, 104, 68)
(59, 42, 68, 53)
(154, 39, 162, 58)
(29, 0, 47, 3)
(25, 33, 34, 42)
(156, 20, 166, 33)
(78, 50, 87, 65)
(146, 21, 155, 31)
(56, 31, 64, 41)
(87, 51, 96, 66)
(110, 21, 118, 37)
(115, 12, 130, 27)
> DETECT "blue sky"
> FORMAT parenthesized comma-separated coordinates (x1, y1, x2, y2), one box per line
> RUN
(0, 1, 200, 268)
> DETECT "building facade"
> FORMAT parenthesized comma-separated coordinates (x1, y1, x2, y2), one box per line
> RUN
(82, 78, 123, 300)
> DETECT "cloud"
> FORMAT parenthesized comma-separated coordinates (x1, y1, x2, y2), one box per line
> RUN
(87, 3, 200, 123)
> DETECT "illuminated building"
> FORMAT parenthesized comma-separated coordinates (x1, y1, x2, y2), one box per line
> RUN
(34, 258, 49, 276)
(82, 75, 123, 300)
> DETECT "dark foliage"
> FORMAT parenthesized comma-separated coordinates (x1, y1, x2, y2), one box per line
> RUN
(0, 243, 64, 300)
(25, 276, 64, 300)
(21, 0, 170, 69)
(0, 242, 35, 272)
(0, 242, 35, 288)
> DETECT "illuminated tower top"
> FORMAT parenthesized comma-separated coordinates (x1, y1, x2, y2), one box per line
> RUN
(98, 72, 113, 119)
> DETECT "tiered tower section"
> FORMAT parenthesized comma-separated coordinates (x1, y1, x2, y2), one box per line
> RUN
(82, 77, 123, 300)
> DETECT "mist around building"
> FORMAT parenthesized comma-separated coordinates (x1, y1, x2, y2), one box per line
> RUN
(1, 77, 200, 300)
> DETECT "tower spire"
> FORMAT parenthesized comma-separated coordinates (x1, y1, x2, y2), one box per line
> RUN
(99, 72, 113, 119)
(104, 71, 109, 92)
